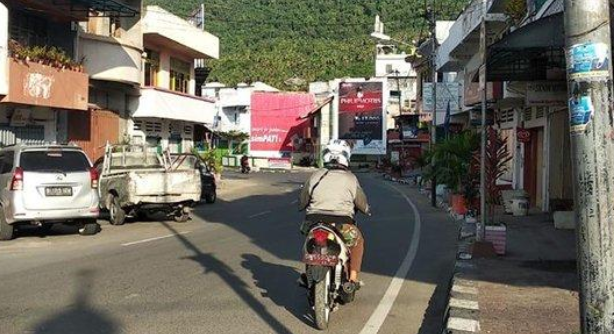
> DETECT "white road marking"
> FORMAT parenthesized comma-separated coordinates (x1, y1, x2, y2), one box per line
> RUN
(359, 182, 422, 334)
(290, 199, 298, 205)
(247, 210, 272, 219)
(121, 231, 192, 246)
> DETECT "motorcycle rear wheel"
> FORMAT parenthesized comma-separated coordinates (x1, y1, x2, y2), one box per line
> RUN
(313, 269, 331, 330)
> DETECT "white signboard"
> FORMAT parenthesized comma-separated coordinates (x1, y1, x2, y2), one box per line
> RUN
(422, 82, 462, 112)
(526, 81, 567, 107)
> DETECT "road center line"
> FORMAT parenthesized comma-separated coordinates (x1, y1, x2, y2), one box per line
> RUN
(247, 210, 272, 219)
(359, 182, 422, 334)
(122, 231, 192, 247)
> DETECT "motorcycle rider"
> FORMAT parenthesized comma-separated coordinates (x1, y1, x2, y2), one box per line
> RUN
(299, 139, 370, 287)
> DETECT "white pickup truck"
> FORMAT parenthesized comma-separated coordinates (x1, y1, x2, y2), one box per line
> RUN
(97, 145, 201, 225)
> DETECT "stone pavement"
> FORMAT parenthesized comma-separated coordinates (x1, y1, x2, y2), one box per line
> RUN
(396, 176, 581, 334)
(476, 210, 579, 334)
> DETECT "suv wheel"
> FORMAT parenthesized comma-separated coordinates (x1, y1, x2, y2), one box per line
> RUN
(108, 195, 126, 226)
(78, 220, 100, 236)
(0, 209, 14, 241)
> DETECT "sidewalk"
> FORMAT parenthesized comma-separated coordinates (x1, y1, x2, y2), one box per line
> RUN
(477, 210, 579, 334)
(391, 174, 583, 334)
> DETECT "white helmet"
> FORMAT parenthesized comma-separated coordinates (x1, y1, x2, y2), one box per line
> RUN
(323, 139, 351, 168)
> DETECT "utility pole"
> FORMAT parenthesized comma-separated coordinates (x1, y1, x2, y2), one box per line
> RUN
(564, 1, 614, 333)
(429, 1, 437, 208)
(477, 0, 487, 241)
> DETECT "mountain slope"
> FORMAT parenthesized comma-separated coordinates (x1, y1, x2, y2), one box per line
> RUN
(145, 0, 468, 90)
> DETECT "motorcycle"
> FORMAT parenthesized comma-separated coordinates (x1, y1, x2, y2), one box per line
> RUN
(240, 156, 251, 174)
(301, 222, 358, 330)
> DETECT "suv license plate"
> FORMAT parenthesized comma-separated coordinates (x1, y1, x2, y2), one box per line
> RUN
(45, 187, 72, 197)
(303, 253, 338, 266)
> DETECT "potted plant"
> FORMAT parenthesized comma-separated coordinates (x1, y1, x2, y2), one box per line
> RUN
(478, 127, 512, 255)
(423, 131, 479, 215)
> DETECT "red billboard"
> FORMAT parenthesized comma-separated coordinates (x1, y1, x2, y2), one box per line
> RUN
(250, 92, 314, 153)
(338, 81, 386, 155)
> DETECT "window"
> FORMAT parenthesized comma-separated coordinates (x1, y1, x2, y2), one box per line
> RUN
(170, 58, 191, 94)
(144, 49, 160, 87)
(20, 151, 90, 173)
(386, 64, 393, 74)
(9, 11, 49, 47)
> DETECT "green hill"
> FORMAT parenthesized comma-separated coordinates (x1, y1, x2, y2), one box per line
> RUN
(145, 0, 468, 90)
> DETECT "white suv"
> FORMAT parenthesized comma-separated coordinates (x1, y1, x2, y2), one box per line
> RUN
(0, 144, 101, 240)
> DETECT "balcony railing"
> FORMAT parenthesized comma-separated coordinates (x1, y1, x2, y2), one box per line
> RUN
(2, 57, 88, 110)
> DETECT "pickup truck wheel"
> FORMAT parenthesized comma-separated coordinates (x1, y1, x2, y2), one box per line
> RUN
(0, 209, 14, 241)
(108, 195, 126, 226)
(78, 220, 100, 236)
(205, 190, 217, 204)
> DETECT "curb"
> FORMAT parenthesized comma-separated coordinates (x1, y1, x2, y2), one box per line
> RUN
(441, 225, 480, 334)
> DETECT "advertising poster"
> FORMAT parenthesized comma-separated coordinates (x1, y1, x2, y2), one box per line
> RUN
(568, 43, 610, 80)
(250, 92, 313, 153)
(569, 81, 594, 133)
(338, 81, 386, 155)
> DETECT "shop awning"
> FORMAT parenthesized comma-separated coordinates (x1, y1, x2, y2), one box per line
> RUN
(487, 13, 565, 82)
(133, 87, 216, 125)
(53, 0, 139, 17)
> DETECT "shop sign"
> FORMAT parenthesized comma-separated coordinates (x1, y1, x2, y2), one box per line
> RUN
(422, 82, 461, 113)
(516, 128, 531, 143)
(526, 82, 567, 107)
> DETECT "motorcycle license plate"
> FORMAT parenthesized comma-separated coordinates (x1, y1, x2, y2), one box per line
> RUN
(303, 253, 338, 266)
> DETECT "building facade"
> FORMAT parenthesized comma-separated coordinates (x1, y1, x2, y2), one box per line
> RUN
(0, 0, 91, 149)
(129, 5, 219, 153)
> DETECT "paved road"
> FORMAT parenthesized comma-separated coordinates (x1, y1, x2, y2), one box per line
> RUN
(0, 171, 457, 334)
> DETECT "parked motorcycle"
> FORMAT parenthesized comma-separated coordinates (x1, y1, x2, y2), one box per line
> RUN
(240, 156, 251, 174)
(301, 222, 358, 330)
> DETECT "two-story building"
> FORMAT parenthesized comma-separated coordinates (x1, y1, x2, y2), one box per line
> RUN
(374, 44, 418, 130)
(129, 6, 219, 153)
(70, 0, 142, 160)
(0, 0, 91, 147)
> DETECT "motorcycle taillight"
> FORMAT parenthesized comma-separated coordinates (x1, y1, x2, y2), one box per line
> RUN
(312, 229, 330, 246)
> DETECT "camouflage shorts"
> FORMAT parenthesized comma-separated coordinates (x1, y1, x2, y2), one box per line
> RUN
(338, 223, 360, 247)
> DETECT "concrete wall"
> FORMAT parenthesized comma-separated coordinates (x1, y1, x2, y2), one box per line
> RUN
(219, 107, 250, 134)
(143, 6, 219, 60)
(79, 34, 143, 85)
(0, 105, 58, 143)
(375, 52, 416, 77)
(78, 0, 143, 85)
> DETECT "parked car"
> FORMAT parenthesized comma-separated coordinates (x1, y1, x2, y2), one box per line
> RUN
(97, 145, 202, 225)
(170, 153, 217, 204)
(0, 144, 101, 240)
